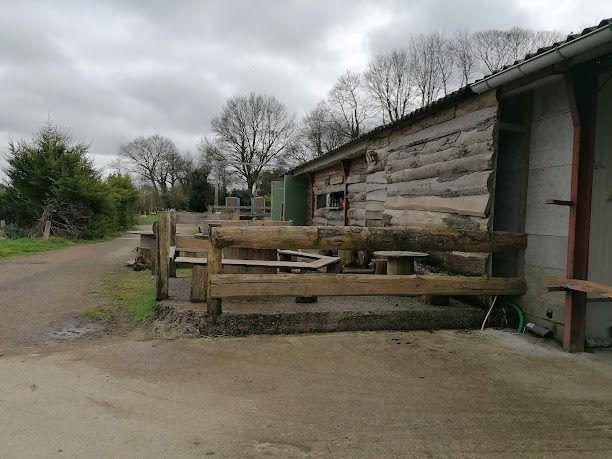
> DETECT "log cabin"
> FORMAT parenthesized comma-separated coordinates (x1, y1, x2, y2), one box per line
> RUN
(282, 19, 612, 351)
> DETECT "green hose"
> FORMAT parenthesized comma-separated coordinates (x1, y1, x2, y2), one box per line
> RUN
(505, 302, 525, 334)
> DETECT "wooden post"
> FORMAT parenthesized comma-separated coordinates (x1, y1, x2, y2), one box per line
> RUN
(155, 211, 171, 301)
(373, 259, 387, 275)
(206, 228, 223, 318)
(562, 69, 596, 352)
(42, 221, 51, 241)
(190, 265, 208, 302)
(169, 211, 177, 278)
(387, 258, 414, 275)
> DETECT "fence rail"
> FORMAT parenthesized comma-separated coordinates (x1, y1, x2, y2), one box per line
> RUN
(204, 225, 527, 317)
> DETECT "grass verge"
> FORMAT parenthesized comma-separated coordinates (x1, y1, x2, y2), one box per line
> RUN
(83, 270, 156, 326)
(135, 214, 157, 225)
(0, 237, 74, 259)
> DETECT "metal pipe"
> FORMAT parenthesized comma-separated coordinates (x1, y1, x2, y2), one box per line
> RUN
(470, 23, 612, 94)
(525, 322, 553, 339)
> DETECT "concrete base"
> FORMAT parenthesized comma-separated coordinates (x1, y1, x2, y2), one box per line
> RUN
(155, 277, 492, 337)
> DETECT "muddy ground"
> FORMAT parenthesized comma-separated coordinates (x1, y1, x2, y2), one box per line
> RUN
(1, 232, 612, 458)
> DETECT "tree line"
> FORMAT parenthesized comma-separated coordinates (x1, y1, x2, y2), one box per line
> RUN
(0, 25, 565, 234)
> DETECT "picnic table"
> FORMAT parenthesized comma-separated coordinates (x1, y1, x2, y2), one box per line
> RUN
(372, 251, 428, 275)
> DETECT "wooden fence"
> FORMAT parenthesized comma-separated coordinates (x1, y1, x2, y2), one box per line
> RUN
(204, 225, 527, 318)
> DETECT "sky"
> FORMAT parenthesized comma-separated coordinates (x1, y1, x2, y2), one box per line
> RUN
(0, 0, 610, 175)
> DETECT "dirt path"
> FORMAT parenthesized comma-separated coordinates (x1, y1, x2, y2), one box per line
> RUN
(1, 231, 612, 457)
(0, 230, 141, 353)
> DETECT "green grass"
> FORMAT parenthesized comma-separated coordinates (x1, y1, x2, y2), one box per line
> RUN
(0, 237, 74, 259)
(135, 214, 157, 225)
(83, 270, 156, 325)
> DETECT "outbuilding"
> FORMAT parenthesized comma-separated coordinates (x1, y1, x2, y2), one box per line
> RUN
(282, 19, 612, 351)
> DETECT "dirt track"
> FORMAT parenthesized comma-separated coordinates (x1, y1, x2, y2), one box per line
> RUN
(1, 233, 612, 457)
(0, 232, 141, 353)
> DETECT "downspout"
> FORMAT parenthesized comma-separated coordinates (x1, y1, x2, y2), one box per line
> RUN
(470, 23, 612, 94)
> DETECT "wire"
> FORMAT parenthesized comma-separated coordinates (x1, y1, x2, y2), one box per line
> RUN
(480, 295, 498, 331)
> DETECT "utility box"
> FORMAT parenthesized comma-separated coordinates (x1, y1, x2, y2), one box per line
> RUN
(271, 180, 284, 221)
(282, 175, 308, 225)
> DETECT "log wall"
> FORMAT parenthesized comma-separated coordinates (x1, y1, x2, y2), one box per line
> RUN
(302, 90, 500, 275)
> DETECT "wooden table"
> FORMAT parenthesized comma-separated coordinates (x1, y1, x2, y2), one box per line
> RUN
(197, 226, 277, 274)
(372, 251, 428, 275)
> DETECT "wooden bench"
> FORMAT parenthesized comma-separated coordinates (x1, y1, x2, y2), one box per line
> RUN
(173, 250, 341, 302)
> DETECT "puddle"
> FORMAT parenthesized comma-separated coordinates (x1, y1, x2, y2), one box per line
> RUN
(50, 323, 100, 340)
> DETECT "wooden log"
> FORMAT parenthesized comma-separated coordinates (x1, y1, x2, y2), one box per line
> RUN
(386, 170, 493, 198)
(388, 153, 494, 183)
(206, 230, 223, 316)
(190, 265, 208, 302)
(155, 211, 171, 301)
(384, 194, 491, 218)
(388, 106, 497, 150)
(211, 225, 526, 253)
(383, 209, 490, 231)
(42, 221, 51, 241)
(169, 212, 177, 278)
(366, 171, 387, 184)
(210, 273, 526, 298)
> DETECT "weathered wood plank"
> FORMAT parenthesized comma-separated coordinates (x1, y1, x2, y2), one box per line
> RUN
(206, 233, 223, 316)
(386, 170, 493, 198)
(546, 278, 612, 299)
(388, 106, 498, 150)
(176, 235, 209, 251)
(387, 140, 493, 173)
(211, 225, 526, 253)
(210, 273, 526, 298)
(155, 211, 171, 301)
(190, 265, 208, 302)
(383, 209, 489, 231)
(388, 153, 494, 183)
(384, 194, 491, 218)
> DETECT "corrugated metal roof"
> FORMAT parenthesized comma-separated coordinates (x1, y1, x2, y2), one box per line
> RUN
(291, 18, 612, 175)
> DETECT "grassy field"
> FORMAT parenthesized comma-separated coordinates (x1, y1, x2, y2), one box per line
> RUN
(0, 237, 75, 259)
(83, 270, 156, 325)
(135, 214, 157, 225)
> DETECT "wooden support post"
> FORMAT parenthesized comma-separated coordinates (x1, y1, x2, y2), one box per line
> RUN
(563, 69, 596, 352)
(373, 259, 387, 275)
(206, 228, 223, 318)
(155, 211, 171, 301)
(42, 221, 51, 241)
(169, 211, 177, 278)
(387, 258, 414, 275)
(190, 265, 208, 302)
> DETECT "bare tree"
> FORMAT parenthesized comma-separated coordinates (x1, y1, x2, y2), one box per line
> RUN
(472, 27, 565, 74)
(409, 33, 450, 107)
(327, 70, 370, 140)
(450, 29, 477, 86)
(364, 49, 414, 124)
(298, 101, 344, 160)
(118, 135, 186, 208)
(209, 93, 295, 198)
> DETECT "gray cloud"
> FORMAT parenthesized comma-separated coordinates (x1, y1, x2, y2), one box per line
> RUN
(0, 0, 609, 173)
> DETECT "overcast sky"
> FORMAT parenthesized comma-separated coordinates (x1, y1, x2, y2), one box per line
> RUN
(0, 0, 610, 174)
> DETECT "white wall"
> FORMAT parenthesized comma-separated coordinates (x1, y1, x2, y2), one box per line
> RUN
(586, 71, 612, 341)
(521, 79, 573, 340)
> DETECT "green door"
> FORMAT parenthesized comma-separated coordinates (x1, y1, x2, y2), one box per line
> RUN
(283, 175, 308, 225)
(271, 180, 284, 221)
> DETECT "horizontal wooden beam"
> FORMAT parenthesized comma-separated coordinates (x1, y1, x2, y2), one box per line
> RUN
(210, 225, 527, 253)
(546, 277, 612, 299)
(210, 274, 526, 298)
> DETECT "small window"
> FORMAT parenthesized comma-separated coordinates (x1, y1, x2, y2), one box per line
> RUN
(316, 194, 327, 209)
(328, 191, 344, 209)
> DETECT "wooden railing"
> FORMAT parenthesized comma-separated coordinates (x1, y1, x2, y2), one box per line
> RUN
(204, 225, 527, 318)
